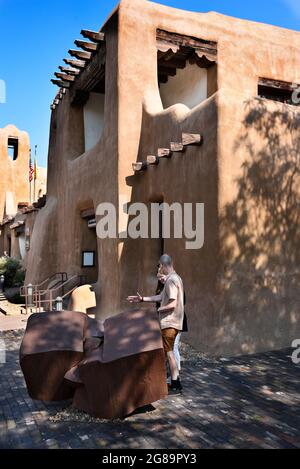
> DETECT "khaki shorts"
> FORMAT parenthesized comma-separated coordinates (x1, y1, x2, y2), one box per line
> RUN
(161, 328, 179, 354)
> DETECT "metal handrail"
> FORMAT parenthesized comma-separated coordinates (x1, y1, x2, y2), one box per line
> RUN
(61, 276, 88, 300)
(21, 274, 87, 314)
(40, 275, 79, 296)
(20, 272, 68, 297)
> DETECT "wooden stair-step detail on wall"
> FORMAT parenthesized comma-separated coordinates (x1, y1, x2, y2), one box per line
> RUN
(132, 133, 203, 173)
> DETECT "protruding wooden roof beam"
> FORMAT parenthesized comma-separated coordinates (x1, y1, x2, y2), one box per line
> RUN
(64, 58, 86, 69)
(157, 65, 177, 77)
(59, 66, 80, 76)
(258, 77, 296, 92)
(132, 162, 148, 172)
(159, 57, 187, 69)
(69, 49, 92, 61)
(182, 133, 203, 146)
(170, 142, 184, 152)
(147, 155, 159, 165)
(158, 148, 172, 158)
(74, 40, 98, 53)
(55, 72, 75, 82)
(157, 29, 217, 56)
(81, 30, 105, 43)
(51, 79, 70, 89)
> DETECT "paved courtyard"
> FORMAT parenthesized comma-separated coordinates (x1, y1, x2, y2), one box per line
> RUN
(0, 314, 300, 449)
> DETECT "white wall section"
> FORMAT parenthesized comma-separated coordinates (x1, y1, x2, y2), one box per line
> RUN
(159, 63, 208, 110)
(84, 92, 105, 152)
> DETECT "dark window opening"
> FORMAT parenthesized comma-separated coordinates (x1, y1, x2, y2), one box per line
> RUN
(7, 236, 11, 257)
(258, 78, 298, 105)
(8, 138, 19, 160)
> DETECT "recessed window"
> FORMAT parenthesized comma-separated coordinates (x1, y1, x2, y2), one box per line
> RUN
(157, 29, 218, 110)
(258, 78, 298, 105)
(84, 92, 105, 152)
(8, 137, 19, 160)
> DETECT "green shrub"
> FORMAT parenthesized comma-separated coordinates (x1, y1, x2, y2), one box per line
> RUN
(0, 257, 25, 288)
(13, 268, 26, 287)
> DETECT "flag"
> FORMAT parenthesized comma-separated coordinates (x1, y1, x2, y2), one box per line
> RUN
(29, 154, 34, 182)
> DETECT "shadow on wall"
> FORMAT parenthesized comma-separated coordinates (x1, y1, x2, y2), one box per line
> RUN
(218, 98, 300, 354)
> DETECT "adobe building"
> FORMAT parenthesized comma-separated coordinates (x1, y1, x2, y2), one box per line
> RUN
(25, 0, 300, 355)
(0, 124, 47, 263)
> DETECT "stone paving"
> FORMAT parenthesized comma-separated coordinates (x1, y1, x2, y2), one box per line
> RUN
(0, 315, 300, 449)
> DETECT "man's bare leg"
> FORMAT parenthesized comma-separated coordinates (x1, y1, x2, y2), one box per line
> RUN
(167, 351, 179, 381)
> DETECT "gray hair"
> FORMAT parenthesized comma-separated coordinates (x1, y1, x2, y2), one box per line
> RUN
(159, 254, 173, 267)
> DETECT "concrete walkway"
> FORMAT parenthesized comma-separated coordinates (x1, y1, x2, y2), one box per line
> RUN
(0, 315, 300, 449)
(0, 312, 29, 331)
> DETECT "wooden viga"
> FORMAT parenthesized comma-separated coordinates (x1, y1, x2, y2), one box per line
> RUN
(131, 133, 203, 173)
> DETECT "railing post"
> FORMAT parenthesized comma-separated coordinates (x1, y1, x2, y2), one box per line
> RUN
(56, 297, 63, 312)
(0, 275, 4, 293)
(24, 286, 28, 315)
(27, 284, 34, 308)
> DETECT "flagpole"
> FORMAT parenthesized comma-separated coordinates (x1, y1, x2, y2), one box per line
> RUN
(29, 148, 32, 205)
(34, 145, 37, 203)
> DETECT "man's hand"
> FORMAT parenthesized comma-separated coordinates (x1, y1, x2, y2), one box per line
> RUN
(157, 273, 167, 284)
(127, 292, 143, 303)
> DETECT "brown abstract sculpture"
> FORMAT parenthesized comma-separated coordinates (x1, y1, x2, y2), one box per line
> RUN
(20, 310, 87, 401)
(20, 308, 168, 419)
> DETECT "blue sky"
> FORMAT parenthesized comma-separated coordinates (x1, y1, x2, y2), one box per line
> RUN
(0, 0, 299, 167)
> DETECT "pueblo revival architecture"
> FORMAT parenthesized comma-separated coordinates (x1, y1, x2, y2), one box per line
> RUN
(0, 124, 47, 264)
(25, 0, 300, 355)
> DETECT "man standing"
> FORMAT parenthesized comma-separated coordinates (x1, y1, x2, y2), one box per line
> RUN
(127, 254, 184, 395)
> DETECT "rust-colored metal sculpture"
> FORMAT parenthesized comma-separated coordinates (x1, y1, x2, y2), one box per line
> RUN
(20, 308, 167, 419)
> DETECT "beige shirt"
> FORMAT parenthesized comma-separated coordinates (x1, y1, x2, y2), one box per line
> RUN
(159, 272, 184, 331)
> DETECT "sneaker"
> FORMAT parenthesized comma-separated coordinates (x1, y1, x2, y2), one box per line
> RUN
(168, 387, 182, 396)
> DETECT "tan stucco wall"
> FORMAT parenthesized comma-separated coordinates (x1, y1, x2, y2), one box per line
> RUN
(0, 124, 47, 258)
(25, 12, 120, 317)
(26, 0, 300, 355)
(34, 166, 47, 203)
(22, 211, 39, 269)
(0, 223, 11, 257)
(0, 125, 30, 219)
